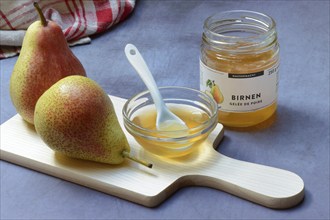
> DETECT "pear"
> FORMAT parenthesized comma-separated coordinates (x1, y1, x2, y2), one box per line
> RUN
(211, 84, 224, 104)
(34, 75, 152, 168)
(10, 2, 86, 124)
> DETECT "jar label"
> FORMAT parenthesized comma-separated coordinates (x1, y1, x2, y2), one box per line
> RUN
(200, 60, 279, 112)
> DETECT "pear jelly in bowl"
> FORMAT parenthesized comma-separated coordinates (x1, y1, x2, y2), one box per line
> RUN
(123, 86, 218, 158)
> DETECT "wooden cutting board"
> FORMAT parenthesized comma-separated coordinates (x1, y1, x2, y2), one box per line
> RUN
(0, 95, 304, 208)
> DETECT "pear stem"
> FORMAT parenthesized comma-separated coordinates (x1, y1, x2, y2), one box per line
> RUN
(122, 151, 153, 169)
(33, 2, 47, 26)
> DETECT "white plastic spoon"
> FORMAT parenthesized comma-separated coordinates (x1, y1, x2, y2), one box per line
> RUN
(125, 44, 188, 131)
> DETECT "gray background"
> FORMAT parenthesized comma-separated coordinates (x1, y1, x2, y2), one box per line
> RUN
(1, 0, 329, 219)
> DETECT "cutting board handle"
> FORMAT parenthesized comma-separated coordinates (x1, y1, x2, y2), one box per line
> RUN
(191, 150, 305, 209)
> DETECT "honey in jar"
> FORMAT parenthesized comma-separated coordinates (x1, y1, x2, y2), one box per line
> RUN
(200, 10, 279, 127)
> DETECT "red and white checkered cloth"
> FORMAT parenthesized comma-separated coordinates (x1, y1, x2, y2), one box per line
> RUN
(0, 0, 135, 59)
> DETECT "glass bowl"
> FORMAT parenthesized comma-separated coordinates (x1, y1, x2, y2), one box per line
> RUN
(122, 86, 218, 158)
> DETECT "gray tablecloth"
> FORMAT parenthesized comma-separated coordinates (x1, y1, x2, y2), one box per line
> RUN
(1, 0, 329, 219)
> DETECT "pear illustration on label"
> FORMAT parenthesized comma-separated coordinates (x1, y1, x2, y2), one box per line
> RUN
(206, 79, 224, 104)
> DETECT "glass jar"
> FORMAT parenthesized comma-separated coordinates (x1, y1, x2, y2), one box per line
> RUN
(200, 10, 279, 128)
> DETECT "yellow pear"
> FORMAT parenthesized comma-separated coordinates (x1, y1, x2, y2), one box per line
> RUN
(10, 3, 86, 124)
(211, 84, 224, 104)
(34, 75, 152, 167)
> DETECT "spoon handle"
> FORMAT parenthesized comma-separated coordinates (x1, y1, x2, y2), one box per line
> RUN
(125, 44, 165, 111)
